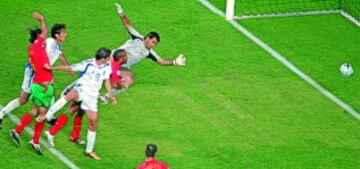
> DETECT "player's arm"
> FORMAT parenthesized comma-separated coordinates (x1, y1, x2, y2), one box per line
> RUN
(32, 11, 48, 39)
(115, 3, 144, 39)
(104, 79, 117, 104)
(58, 54, 70, 66)
(58, 54, 74, 74)
(149, 50, 186, 66)
(51, 60, 83, 72)
(51, 65, 71, 72)
(115, 3, 131, 29)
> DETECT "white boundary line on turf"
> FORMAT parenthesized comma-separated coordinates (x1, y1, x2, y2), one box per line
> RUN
(234, 10, 340, 20)
(0, 105, 80, 169)
(340, 10, 360, 27)
(198, 0, 360, 120)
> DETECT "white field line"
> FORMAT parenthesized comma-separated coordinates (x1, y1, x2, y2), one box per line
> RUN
(0, 105, 80, 169)
(340, 10, 360, 27)
(198, 0, 360, 120)
(234, 10, 340, 20)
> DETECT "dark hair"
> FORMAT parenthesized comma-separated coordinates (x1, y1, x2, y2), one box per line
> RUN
(145, 144, 158, 157)
(112, 49, 126, 61)
(29, 28, 42, 43)
(51, 23, 66, 39)
(95, 47, 111, 60)
(145, 32, 160, 43)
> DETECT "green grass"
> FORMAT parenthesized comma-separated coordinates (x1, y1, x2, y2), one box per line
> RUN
(0, 0, 360, 168)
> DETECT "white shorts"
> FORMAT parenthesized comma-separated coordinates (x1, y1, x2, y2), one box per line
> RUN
(73, 84, 99, 112)
(61, 81, 77, 97)
(21, 63, 34, 93)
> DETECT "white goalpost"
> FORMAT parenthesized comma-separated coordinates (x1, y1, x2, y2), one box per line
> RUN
(225, 0, 235, 21)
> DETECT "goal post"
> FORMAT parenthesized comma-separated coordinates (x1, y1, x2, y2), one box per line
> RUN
(225, 0, 235, 21)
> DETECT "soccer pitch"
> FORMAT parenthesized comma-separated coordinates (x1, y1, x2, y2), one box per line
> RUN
(0, 0, 360, 168)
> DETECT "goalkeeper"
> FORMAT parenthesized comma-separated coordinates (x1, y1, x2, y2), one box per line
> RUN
(101, 2, 186, 102)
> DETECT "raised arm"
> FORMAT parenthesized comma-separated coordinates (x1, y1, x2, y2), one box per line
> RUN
(115, 3, 131, 30)
(32, 11, 48, 39)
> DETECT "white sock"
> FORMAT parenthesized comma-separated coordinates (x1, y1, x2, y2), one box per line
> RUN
(86, 130, 96, 153)
(46, 97, 67, 119)
(0, 98, 20, 118)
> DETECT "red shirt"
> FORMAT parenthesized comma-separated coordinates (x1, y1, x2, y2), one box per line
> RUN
(110, 59, 121, 83)
(137, 158, 169, 169)
(29, 36, 53, 83)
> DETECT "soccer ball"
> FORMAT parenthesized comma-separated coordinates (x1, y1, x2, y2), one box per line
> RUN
(339, 63, 353, 77)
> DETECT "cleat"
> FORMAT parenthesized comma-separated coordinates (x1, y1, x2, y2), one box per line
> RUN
(70, 138, 86, 145)
(29, 140, 42, 155)
(0, 118, 2, 130)
(99, 95, 108, 104)
(85, 151, 101, 160)
(46, 118, 57, 126)
(45, 130, 55, 147)
(9, 129, 20, 146)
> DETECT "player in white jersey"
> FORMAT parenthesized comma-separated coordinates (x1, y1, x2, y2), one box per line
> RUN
(0, 24, 71, 128)
(38, 47, 116, 160)
(99, 3, 187, 103)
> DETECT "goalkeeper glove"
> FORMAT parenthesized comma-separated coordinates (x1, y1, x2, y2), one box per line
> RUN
(173, 54, 186, 66)
(115, 3, 125, 17)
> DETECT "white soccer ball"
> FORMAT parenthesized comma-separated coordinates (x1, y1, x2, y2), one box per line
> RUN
(339, 63, 353, 77)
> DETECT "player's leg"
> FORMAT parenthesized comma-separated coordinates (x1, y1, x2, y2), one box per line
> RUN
(84, 109, 100, 160)
(9, 105, 38, 146)
(30, 83, 54, 155)
(100, 70, 133, 103)
(82, 96, 100, 160)
(70, 107, 85, 144)
(44, 89, 79, 121)
(45, 102, 79, 147)
(0, 65, 33, 128)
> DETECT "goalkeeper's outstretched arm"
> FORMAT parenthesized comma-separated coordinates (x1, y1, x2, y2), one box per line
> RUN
(115, 3, 131, 30)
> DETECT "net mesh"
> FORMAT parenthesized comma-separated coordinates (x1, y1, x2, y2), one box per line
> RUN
(340, 0, 360, 21)
(234, 0, 339, 16)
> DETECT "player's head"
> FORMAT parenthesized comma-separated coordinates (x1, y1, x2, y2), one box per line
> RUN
(145, 144, 158, 158)
(29, 28, 42, 43)
(144, 32, 160, 49)
(51, 23, 67, 42)
(112, 49, 128, 64)
(95, 47, 112, 63)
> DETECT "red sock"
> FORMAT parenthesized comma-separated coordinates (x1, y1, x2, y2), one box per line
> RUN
(70, 113, 83, 140)
(33, 121, 45, 144)
(15, 113, 33, 134)
(49, 113, 69, 135)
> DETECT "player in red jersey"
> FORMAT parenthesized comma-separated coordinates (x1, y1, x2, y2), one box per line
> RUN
(9, 11, 53, 155)
(137, 144, 169, 169)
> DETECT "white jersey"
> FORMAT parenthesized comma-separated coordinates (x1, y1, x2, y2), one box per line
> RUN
(114, 27, 161, 69)
(70, 58, 111, 95)
(46, 37, 62, 65)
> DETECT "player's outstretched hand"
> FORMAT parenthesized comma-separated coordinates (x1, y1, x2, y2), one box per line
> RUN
(173, 54, 186, 66)
(115, 3, 125, 16)
(32, 11, 44, 21)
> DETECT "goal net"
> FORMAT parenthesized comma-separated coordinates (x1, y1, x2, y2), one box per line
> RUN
(224, 0, 360, 26)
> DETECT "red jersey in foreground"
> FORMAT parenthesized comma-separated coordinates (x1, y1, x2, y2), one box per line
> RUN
(137, 158, 169, 169)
